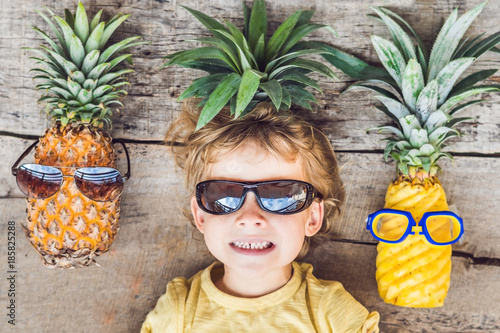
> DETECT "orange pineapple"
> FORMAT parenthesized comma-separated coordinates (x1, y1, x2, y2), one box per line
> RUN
(22, 2, 144, 268)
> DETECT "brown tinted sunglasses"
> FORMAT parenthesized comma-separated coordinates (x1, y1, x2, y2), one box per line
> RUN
(11, 140, 130, 202)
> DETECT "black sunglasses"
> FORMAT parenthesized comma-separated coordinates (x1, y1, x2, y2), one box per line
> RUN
(195, 179, 322, 215)
(11, 139, 131, 202)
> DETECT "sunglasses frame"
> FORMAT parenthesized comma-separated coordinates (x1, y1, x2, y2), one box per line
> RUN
(11, 139, 131, 201)
(195, 179, 322, 215)
(366, 208, 464, 246)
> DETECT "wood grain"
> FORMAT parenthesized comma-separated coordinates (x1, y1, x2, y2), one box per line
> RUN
(1, 199, 499, 332)
(3, 136, 499, 257)
(306, 242, 500, 333)
(1, 136, 499, 332)
(1, 0, 500, 332)
(1, 0, 500, 152)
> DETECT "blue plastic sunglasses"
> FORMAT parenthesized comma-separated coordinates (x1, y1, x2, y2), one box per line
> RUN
(366, 208, 464, 246)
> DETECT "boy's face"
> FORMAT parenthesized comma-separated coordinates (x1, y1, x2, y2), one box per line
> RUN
(191, 142, 324, 283)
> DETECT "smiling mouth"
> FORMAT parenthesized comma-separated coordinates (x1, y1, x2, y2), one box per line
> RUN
(230, 241, 273, 250)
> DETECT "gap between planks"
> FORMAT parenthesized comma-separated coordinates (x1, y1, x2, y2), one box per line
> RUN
(2, 132, 499, 159)
(3, 134, 500, 267)
(331, 238, 500, 268)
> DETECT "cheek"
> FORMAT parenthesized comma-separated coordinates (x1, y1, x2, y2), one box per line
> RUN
(278, 217, 308, 251)
(201, 220, 227, 249)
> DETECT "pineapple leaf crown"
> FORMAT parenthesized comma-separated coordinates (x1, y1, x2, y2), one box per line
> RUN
(27, 1, 146, 129)
(322, 2, 500, 176)
(163, 0, 339, 130)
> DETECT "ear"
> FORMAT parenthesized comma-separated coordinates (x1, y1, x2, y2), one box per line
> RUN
(305, 200, 324, 237)
(191, 195, 206, 234)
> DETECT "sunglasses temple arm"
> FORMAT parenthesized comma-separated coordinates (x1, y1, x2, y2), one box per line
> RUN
(11, 140, 39, 176)
(113, 139, 131, 180)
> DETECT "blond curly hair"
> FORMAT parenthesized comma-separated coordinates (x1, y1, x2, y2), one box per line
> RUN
(166, 100, 345, 258)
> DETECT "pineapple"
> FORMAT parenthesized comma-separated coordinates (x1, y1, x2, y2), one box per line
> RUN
(323, 2, 500, 307)
(24, 2, 144, 268)
(163, 0, 339, 129)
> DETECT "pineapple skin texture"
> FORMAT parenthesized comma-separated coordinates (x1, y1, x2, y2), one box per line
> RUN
(376, 177, 451, 307)
(23, 124, 120, 268)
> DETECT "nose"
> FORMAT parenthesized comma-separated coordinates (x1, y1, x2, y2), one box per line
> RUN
(234, 191, 268, 228)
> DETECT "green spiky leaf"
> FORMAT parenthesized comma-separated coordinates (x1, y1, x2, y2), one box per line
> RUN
(449, 99, 486, 116)
(371, 35, 406, 87)
(415, 80, 439, 123)
(260, 80, 283, 110)
(269, 58, 337, 81)
(265, 10, 302, 61)
(35, 9, 67, 55)
(98, 14, 130, 49)
(402, 59, 424, 111)
(197, 73, 241, 130)
(235, 69, 263, 117)
(372, 125, 405, 140)
(463, 31, 500, 59)
(319, 43, 394, 83)
(181, 5, 227, 33)
(428, 2, 485, 81)
(450, 69, 498, 96)
(165, 47, 239, 73)
(74, 2, 89, 43)
(453, 33, 484, 59)
(191, 37, 241, 73)
(440, 86, 500, 113)
(215, 28, 255, 71)
(285, 85, 317, 110)
(278, 72, 321, 93)
(424, 110, 450, 132)
(399, 115, 421, 139)
(428, 127, 459, 146)
(410, 128, 429, 148)
(435, 57, 475, 105)
(379, 7, 428, 60)
(375, 95, 410, 119)
(371, 6, 416, 62)
(85, 22, 105, 53)
(90, 9, 103, 32)
(343, 82, 400, 101)
(281, 23, 331, 55)
(178, 73, 229, 101)
(248, 0, 267, 51)
(69, 34, 85, 68)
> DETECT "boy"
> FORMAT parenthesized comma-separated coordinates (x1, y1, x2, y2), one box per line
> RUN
(141, 102, 379, 332)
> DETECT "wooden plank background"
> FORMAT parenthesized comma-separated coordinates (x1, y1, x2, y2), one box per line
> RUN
(1, 0, 499, 332)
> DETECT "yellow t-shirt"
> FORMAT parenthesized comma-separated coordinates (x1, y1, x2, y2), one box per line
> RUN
(141, 261, 379, 333)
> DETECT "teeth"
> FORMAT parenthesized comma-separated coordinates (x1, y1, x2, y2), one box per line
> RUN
(232, 241, 272, 250)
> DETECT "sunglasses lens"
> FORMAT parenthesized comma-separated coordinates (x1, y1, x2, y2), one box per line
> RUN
(258, 181, 309, 213)
(374, 213, 409, 241)
(426, 215, 462, 244)
(16, 164, 62, 199)
(197, 182, 244, 214)
(74, 167, 124, 201)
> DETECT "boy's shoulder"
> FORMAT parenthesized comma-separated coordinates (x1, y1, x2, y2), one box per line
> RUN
(168, 262, 218, 294)
(294, 261, 345, 292)
(295, 261, 365, 306)
(296, 261, 379, 333)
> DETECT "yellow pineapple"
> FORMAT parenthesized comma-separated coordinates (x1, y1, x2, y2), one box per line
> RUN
(376, 174, 452, 307)
(323, 2, 499, 306)
(21, 2, 144, 268)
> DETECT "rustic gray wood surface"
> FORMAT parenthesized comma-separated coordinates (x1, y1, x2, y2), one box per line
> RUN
(1, 0, 499, 332)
